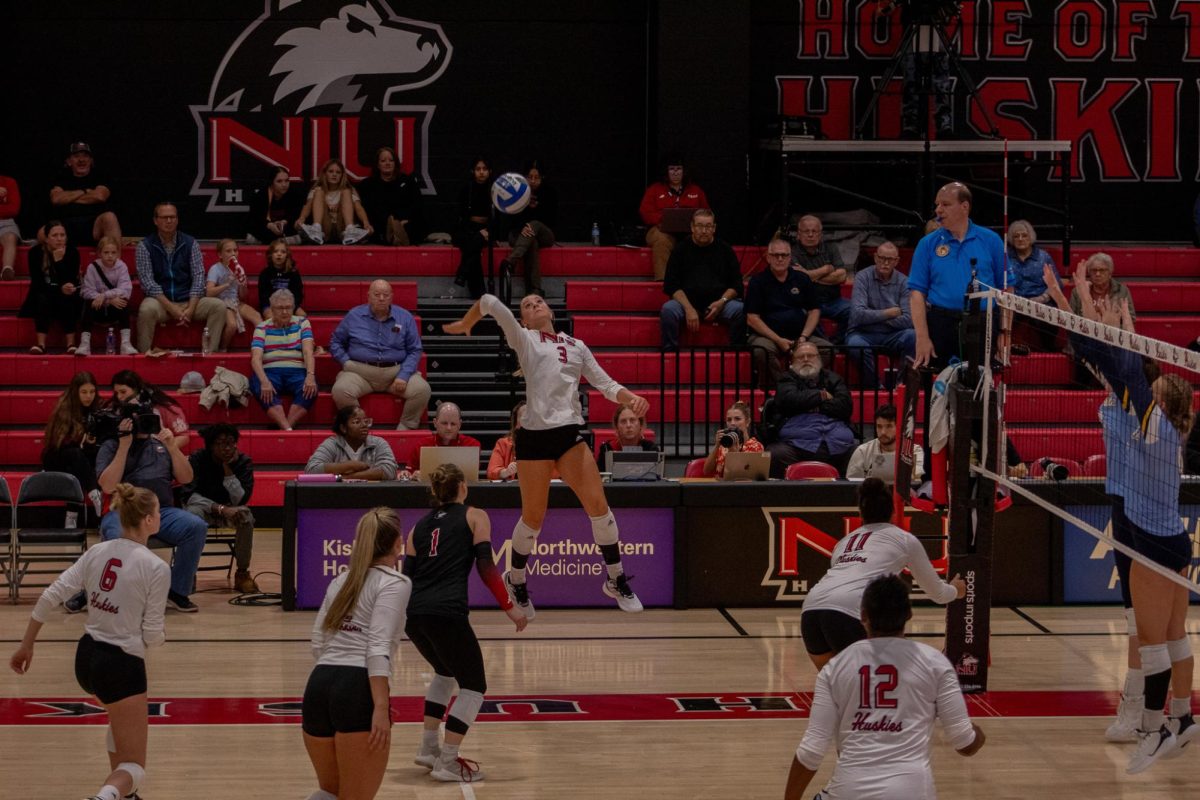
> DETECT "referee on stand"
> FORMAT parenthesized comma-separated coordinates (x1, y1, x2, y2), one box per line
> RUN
(909, 182, 1010, 370)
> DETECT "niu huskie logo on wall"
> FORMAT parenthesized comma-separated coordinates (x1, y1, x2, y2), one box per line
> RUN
(190, 0, 452, 212)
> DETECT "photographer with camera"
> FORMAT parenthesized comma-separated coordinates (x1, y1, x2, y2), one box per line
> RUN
(766, 341, 856, 478)
(82, 394, 207, 613)
(702, 401, 763, 479)
(42, 371, 104, 521)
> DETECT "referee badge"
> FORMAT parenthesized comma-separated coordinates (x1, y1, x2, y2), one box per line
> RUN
(935, 244, 950, 257)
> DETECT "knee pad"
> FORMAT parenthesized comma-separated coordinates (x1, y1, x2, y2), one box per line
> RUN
(107, 726, 116, 753)
(511, 520, 540, 556)
(448, 689, 485, 731)
(1167, 637, 1193, 663)
(1125, 607, 1137, 635)
(1139, 643, 1171, 675)
(589, 511, 619, 546)
(117, 762, 145, 792)
(427, 673, 457, 707)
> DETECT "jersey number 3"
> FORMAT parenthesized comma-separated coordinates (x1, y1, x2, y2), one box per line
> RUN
(858, 664, 899, 709)
(99, 558, 123, 592)
(556, 345, 568, 364)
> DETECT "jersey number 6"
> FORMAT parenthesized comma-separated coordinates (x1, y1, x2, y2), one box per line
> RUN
(99, 558, 123, 592)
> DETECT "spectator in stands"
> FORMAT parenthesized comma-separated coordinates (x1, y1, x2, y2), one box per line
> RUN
(42, 371, 103, 517)
(295, 158, 371, 245)
(453, 156, 493, 299)
(183, 423, 259, 594)
(639, 156, 710, 280)
(0, 172, 21, 279)
(94, 406, 206, 613)
(358, 146, 422, 246)
(49, 142, 121, 246)
(19, 220, 81, 354)
(1006, 220, 1061, 352)
(421, 401, 481, 449)
(135, 202, 226, 354)
(256, 238, 306, 317)
(250, 289, 317, 431)
(329, 279, 430, 430)
(846, 404, 924, 484)
(597, 403, 660, 468)
(659, 209, 745, 350)
(1068, 252, 1136, 322)
(766, 341, 856, 478)
(845, 241, 915, 388)
(207, 239, 262, 351)
(910, 182, 1008, 369)
(110, 369, 189, 436)
(488, 400, 525, 481)
(702, 400, 764, 478)
(77, 236, 138, 356)
(746, 237, 827, 389)
(790, 215, 852, 343)
(500, 160, 556, 297)
(305, 404, 398, 480)
(246, 166, 301, 245)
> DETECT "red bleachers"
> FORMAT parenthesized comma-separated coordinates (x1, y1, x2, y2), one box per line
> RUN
(573, 315, 732, 347)
(1009, 427, 1104, 464)
(591, 351, 752, 385)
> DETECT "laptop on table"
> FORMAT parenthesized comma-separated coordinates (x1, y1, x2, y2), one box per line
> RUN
(418, 446, 481, 483)
(719, 451, 771, 482)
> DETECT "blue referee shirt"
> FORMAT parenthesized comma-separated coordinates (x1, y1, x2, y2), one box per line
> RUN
(907, 222, 1009, 311)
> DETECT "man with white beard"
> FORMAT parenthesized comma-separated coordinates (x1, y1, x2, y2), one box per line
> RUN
(766, 341, 856, 478)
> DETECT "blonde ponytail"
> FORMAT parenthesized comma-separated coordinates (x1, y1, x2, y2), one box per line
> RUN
(109, 483, 158, 531)
(321, 507, 402, 634)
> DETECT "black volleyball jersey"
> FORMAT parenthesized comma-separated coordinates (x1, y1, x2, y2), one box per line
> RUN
(407, 503, 475, 617)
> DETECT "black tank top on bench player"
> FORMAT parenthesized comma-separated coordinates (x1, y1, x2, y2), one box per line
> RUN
(407, 503, 474, 617)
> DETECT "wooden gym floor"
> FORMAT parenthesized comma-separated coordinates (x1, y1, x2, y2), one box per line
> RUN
(2, 532, 1197, 799)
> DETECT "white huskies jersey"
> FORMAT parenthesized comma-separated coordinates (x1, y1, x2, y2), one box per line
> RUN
(803, 523, 957, 619)
(482, 294, 624, 429)
(32, 538, 170, 658)
(796, 637, 977, 800)
(312, 565, 411, 677)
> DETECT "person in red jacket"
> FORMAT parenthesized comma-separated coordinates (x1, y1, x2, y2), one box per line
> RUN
(638, 157, 710, 280)
(401, 401, 483, 479)
(0, 174, 20, 280)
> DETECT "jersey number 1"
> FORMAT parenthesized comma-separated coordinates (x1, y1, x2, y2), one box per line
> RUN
(99, 558, 123, 592)
(858, 664, 899, 709)
(428, 528, 440, 557)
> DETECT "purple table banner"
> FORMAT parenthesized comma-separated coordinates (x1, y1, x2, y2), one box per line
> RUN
(296, 506, 674, 610)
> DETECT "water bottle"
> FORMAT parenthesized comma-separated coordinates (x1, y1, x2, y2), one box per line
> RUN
(591, 221, 600, 246)
(202, 326, 211, 355)
(105, 327, 116, 355)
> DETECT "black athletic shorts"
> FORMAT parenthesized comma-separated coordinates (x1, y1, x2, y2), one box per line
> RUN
(1108, 495, 1134, 608)
(514, 424, 586, 462)
(74, 634, 147, 704)
(800, 609, 867, 656)
(1129, 521, 1193, 573)
(405, 614, 487, 693)
(301, 664, 378, 737)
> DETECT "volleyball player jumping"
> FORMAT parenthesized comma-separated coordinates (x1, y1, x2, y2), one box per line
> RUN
(404, 463, 528, 783)
(1047, 266, 1196, 773)
(801, 478, 965, 670)
(444, 293, 651, 616)
(9, 484, 169, 800)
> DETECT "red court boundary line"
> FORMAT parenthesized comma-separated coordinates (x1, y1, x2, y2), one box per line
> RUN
(1, 690, 1183, 726)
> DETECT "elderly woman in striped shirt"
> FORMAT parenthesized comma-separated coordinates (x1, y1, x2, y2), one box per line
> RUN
(249, 288, 317, 431)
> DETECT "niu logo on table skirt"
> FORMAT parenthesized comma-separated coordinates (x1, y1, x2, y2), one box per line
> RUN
(190, 0, 452, 213)
(760, 509, 842, 602)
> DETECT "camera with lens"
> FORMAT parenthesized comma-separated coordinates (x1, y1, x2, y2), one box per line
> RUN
(717, 427, 745, 449)
(87, 391, 162, 441)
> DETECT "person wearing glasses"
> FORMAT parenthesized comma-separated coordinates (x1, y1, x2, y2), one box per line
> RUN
(659, 208, 745, 350)
(791, 215, 852, 343)
(746, 236, 828, 389)
(844, 241, 916, 388)
(305, 405, 399, 481)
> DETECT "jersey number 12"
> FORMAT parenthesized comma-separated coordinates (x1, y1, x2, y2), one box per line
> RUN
(858, 664, 899, 709)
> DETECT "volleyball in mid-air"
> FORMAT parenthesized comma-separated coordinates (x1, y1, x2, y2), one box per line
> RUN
(491, 172, 532, 215)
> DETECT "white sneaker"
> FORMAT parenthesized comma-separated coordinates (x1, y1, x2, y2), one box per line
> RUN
(120, 341, 139, 355)
(299, 223, 324, 244)
(1163, 714, 1197, 760)
(88, 490, 103, 517)
(74, 340, 91, 357)
(414, 745, 441, 769)
(1127, 725, 1176, 774)
(341, 224, 369, 245)
(1105, 694, 1142, 742)
(430, 755, 485, 783)
(602, 574, 644, 613)
(504, 570, 535, 620)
